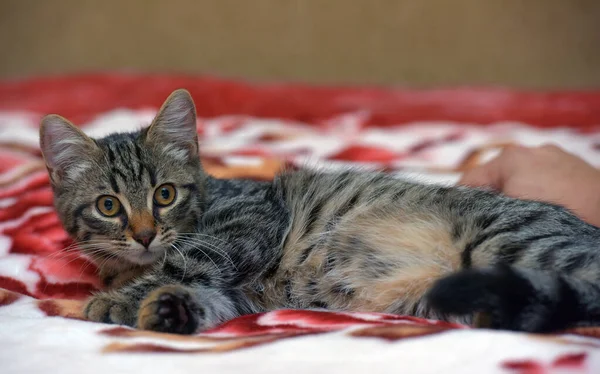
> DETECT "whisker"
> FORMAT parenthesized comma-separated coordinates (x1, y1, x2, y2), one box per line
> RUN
(175, 233, 235, 262)
(46, 239, 128, 260)
(79, 252, 120, 288)
(49, 247, 111, 275)
(175, 237, 237, 271)
(175, 233, 232, 254)
(42, 248, 111, 294)
(160, 248, 168, 268)
(45, 240, 111, 260)
(177, 232, 231, 245)
(170, 243, 188, 282)
(175, 240, 222, 274)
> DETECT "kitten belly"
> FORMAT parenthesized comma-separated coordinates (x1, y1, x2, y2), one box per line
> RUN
(255, 203, 466, 319)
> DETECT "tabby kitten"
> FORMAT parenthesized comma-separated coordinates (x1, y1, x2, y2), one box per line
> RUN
(40, 89, 600, 334)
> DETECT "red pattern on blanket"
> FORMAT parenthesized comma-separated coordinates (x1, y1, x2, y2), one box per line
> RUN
(1, 73, 600, 373)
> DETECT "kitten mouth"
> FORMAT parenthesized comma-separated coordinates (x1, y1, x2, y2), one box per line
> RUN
(126, 247, 164, 265)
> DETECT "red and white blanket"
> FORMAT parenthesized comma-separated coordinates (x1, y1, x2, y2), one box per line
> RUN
(2, 73, 600, 373)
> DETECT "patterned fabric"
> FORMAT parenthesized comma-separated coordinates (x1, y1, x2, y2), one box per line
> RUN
(2, 73, 600, 373)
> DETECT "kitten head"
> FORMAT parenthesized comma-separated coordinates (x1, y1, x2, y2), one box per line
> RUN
(39, 89, 205, 266)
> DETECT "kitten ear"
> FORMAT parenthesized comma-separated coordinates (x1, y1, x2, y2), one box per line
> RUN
(146, 89, 199, 161)
(39, 115, 98, 183)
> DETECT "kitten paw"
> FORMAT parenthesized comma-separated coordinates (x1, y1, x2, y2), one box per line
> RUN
(137, 285, 202, 334)
(426, 265, 548, 332)
(83, 292, 137, 326)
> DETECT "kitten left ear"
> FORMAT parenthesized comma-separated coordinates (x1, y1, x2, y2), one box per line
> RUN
(146, 89, 199, 161)
(39, 114, 99, 184)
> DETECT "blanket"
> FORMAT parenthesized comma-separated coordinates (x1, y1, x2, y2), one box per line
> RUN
(2, 73, 600, 373)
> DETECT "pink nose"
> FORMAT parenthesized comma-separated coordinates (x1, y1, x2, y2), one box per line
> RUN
(133, 229, 156, 248)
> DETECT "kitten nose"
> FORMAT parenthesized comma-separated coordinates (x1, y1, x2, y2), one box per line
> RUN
(133, 229, 156, 249)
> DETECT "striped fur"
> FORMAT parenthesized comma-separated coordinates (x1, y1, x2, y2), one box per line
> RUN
(41, 89, 600, 334)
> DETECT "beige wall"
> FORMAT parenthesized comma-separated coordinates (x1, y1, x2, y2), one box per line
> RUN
(1, 0, 599, 88)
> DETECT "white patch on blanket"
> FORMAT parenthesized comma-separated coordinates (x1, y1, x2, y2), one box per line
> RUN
(0, 235, 11, 256)
(0, 255, 40, 294)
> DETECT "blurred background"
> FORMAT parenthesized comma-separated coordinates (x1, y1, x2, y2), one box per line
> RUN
(1, 0, 600, 89)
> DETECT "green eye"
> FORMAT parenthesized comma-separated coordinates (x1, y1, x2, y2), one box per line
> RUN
(154, 184, 176, 207)
(96, 195, 121, 217)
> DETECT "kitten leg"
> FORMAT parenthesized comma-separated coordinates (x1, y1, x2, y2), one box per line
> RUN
(136, 284, 243, 334)
(85, 259, 191, 327)
(84, 262, 180, 327)
(84, 275, 248, 333)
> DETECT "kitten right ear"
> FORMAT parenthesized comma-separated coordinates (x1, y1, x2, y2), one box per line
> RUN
(146, 89, 199, 161)
(39, 114, 99, 183)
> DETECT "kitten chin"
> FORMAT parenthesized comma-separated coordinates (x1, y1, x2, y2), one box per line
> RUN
(90, 254, 152, 289)
(128, 251, 164, 265)
(100, 266, 149, 289)
(123, 246, 166, 266)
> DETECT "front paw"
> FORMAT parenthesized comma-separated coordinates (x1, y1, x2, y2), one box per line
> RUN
(83, 292, 137, 326)
(137, 285, 203, 334)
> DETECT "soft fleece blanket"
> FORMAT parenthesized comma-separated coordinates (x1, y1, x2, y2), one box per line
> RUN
(2, 74, 600, 374)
